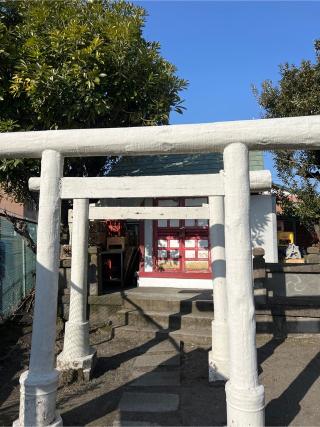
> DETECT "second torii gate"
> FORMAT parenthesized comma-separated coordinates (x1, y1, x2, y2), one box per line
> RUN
(30, 169, 271, 384)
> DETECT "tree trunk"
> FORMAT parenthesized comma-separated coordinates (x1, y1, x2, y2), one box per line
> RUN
(313, 223, 320, 244)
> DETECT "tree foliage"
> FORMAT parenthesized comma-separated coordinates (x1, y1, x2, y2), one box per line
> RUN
(254, 40, 320, 241)
(0, 0, 187, 205)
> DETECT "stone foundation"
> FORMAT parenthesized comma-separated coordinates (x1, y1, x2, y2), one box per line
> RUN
(57, 348, 97, 382)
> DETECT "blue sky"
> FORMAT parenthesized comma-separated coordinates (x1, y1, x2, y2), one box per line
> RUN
(133, 1, 320, 181)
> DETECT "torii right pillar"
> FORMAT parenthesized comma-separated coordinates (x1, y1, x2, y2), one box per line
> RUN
(223, 142, 265, 426)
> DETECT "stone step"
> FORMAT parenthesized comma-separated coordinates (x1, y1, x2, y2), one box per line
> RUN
(87, 288, 320, 337)
(115, 409, 180, 426)
(180, 312, 213, 330)
(119, 307, 313, 333)
(123, 290, 267, 314)
(121, 305, 320, 327)
(124, 296, 214, 315)
(117, 309, 179, 330)
(89, 293, 124, 306)
(114, 325, 212, 347)
(133, 352, 180, 371)
(114, 325, 170, 341)
(169, 328, 212, 347)
(114, 309, 320, 344)
(124, 296, 183, 314)
(88, 291, 320, 313)
(119, 392, 180, 413)
(117, 309, 213, 331)
(116, 334, 182, 426)
(256, 313, 320, 334)
(144, 339, 180, 354)
(129, 370, 181, 387)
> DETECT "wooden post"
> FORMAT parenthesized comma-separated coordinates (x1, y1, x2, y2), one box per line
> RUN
(223, 143, 265, 426)
(15, 150, 63, 427)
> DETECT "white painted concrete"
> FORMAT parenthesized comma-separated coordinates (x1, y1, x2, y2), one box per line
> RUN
(2, 115, 320, 158)
(15, 150, 63, 427)
(29, 169, 271, 198)
(138, 277, 213, 289)
(224, 143, 265, 426)
(99, 197, 145, 208)
(208, 195, 229, 382)
(144, 199, 153, 273)
(89, 205, 210, 220)
(251, 194, 278, 263)
(57, 199, 95, 379)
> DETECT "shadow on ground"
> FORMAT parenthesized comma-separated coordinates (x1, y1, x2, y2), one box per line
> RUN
(1, 298, 320, 426)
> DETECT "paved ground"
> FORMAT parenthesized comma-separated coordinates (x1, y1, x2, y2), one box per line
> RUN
(0, 322, 320, 426)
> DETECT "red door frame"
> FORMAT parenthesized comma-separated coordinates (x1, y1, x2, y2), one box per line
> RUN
(139, 197, 212, 279)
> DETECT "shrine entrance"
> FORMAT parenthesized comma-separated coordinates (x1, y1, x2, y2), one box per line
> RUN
(154, 197, 210, 277)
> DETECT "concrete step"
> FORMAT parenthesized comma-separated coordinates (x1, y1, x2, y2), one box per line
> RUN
(169, 328, 212, 347)
(116, 391, 181, 426)
(114, 325, 170, 340)
(124, 295, 214, 315)
(118, 307, 306, 333)
(117, 309, 213, 331)
(114, 325, 211, 347)
(124, 297, 183, 314)
(119, 391, 179, 413)
(144, 339, 180, 354)
(117, 309, 180, 330)
(255, 312, 320, 334)
(133, 352, 180, 371)
(124, 291, 267, 314)
(114, 307, 320, 343)
(129, 370, 181, 387)
(180, 312, 213, 330)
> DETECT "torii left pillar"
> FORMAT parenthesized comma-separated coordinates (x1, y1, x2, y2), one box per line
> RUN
(57, 198, 96, 380)
(14, 150, 63, 427)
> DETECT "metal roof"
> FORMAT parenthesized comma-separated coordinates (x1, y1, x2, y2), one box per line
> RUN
(108, 152, 264, 177)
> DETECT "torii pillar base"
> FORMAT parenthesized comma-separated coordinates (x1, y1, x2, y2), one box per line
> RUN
(226, 381, 265, 426)
(56, 321, 96, 382)
(13, 370, 62, 427)
(57, 351, 96, 382)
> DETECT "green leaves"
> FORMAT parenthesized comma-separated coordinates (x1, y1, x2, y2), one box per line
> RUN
(0, 0, 187, 130)
(256, 40, 320, 239)
(0, 0, 187, 206)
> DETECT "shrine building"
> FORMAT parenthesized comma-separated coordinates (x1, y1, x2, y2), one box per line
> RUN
(95, 152, 277, 289)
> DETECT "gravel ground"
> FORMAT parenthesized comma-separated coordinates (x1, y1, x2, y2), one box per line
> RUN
(0, 322, 320, 426)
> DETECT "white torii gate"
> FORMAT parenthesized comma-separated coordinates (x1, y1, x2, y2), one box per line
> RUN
(1, 115, 319, 427)
(30, 170, 271, 384)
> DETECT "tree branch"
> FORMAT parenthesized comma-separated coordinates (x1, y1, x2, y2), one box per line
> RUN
(2, 210, 37, 254)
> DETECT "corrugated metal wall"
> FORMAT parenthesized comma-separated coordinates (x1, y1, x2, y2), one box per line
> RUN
(0, 217, 37, 318)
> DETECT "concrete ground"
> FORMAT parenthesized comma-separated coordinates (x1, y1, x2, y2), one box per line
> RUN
(0, 323, 320, 426)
